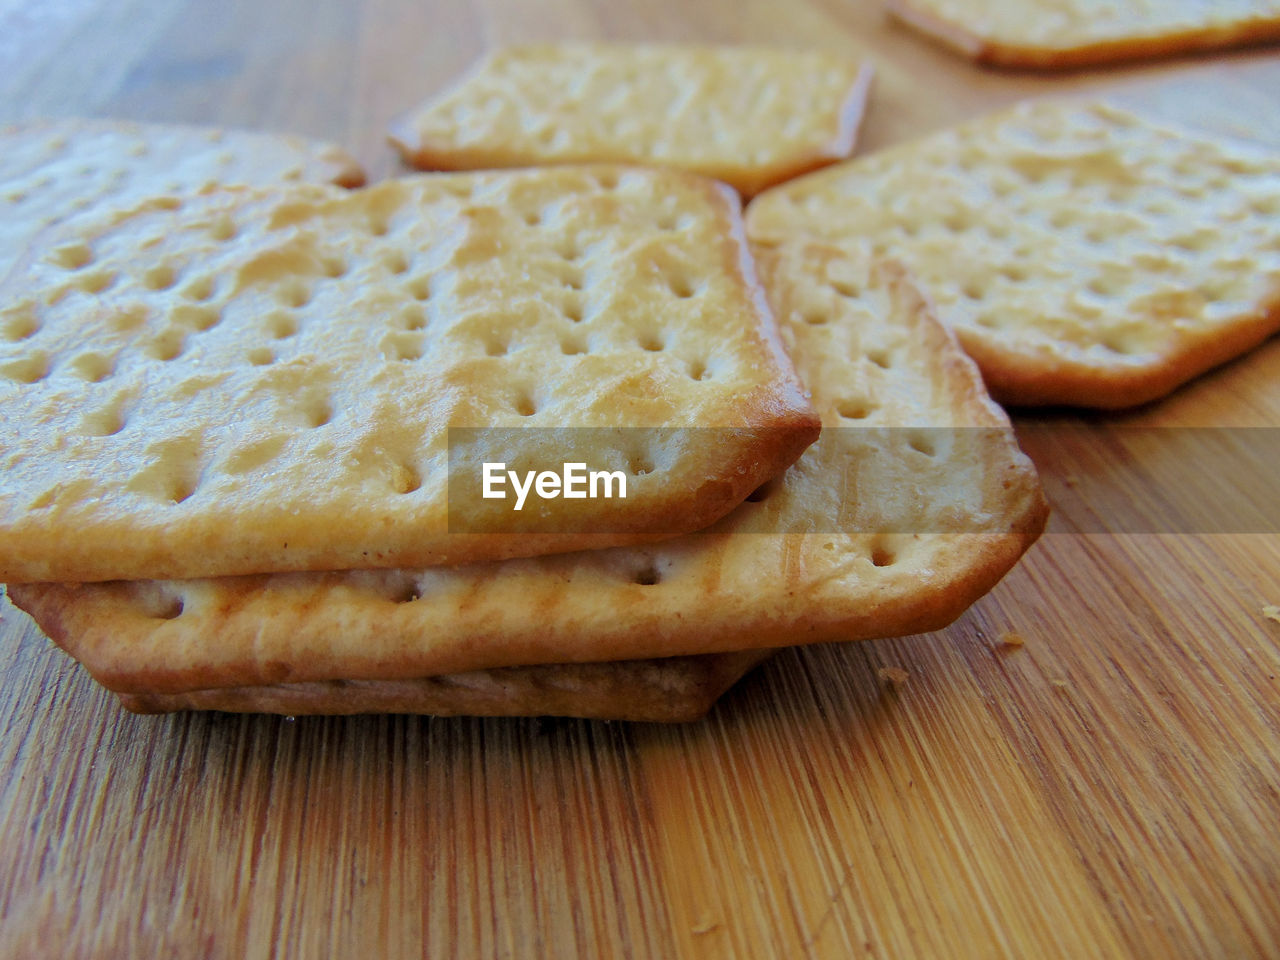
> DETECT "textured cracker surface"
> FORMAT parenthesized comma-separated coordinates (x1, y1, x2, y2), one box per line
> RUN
(8, 243, 1047, 700)
(0, 118, 364, 281)
(0, 167, 817, 582)
(889, 0, 1280, 68)
(389, 45, 873, 197)
(112, 649, 773, 720)
(747, 101, 1280, 408)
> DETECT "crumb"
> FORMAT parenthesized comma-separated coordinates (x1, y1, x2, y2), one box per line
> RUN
(1050, 679, 1069, 689)
(1263, 604, 1280, 623)
(1063, 475, 1080, 488)
(691, 912, 719, 935)
(998, 630, 1025, 647)
(878, 666, 909, 686)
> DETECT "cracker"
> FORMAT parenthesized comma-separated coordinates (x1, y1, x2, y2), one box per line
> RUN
(746, 100, 1280, 408)
(7, 243, 1048, 705)
(0, 118, 364, 280)
(0, 167, 818, 582)
(388, 44, 873, 198)
(888, 0, 1280, 70)
(112, 650, 774, 721)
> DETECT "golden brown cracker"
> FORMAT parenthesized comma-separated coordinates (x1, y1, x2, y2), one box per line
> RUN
(747, 100, 1280, 408)
(113, 650, 773, 721)
(389, 45, 872, 197)
(889, 0, 1280, 70)
(0, 167, 818, 582)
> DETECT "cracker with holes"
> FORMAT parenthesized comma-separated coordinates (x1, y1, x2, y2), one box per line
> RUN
(0, 167, 819, 582)
(0, 118, 364, 280)
(747, 100, 1280, 408)
(888, 0, 1280, 69)
(389, 44, 873, 198)
(0, 578, 769, 720)
(6, 243, 1047, 715)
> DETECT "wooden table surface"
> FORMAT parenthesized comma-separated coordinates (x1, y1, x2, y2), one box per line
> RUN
(2, 1, 1279, 957)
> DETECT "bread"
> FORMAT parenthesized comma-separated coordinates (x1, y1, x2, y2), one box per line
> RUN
(0, 118, 363, 280)
(389, 44, 873, 197)
(746, 100, 1280, 408)
(0, 166, 818, 582)
(888, 0, 1280, 70)
(7, 243, 1047, 710)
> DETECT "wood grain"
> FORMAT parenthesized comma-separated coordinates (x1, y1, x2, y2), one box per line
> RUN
(1, 1, 1279, 958)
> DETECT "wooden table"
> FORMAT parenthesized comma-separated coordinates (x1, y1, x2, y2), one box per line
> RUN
(2, 1, 1278, 957)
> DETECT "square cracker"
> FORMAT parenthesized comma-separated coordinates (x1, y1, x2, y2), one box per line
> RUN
(0, 118, 364, 280)
(0, 166, 818, 583)
(388, 44, 873, 198)
(888, 0, 1280, 70)
(746, 100, 1280, 409)
(7, 242, 1048, 706)
(112, 650, 775, 721)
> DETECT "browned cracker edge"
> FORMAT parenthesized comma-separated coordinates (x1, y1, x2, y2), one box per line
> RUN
(959, 285, 1280, 409)
(112, 650, 774, 721)
(6, 526, 1046, 697)
(886, 0, 1280, 71)
(325, 150, 368, 189)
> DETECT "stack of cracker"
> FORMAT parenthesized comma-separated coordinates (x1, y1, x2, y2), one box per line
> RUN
(1, 49, 1051, 721)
